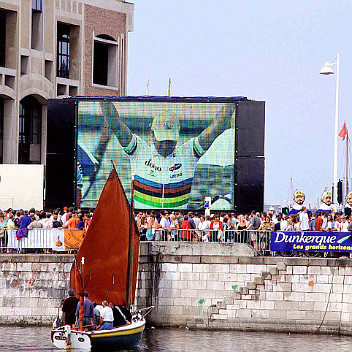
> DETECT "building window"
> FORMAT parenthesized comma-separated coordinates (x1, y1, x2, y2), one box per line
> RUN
(0, 10, 5, 67)
(18, 96, 42, 164)
(19, 103, 26, 145)
(32, 0, 42, 12)
(93, 35, 118, 87)
(31, 0, 43, 50)
(57, 23, 70, 78)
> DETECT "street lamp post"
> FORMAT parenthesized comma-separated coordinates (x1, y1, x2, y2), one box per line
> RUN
(320, 52, 340, 204)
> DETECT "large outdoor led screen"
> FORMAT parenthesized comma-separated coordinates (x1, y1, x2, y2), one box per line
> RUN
(77, 100, 236, 210)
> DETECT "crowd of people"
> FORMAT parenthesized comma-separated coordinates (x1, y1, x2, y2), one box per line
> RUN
(135, 207, 352, 237)
(61, 290, 131, 331)
(0, 207, 93, 253)
(1, 204, 352, 255)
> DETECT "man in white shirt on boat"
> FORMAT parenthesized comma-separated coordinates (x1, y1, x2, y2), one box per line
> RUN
(97, 301, 114, 330)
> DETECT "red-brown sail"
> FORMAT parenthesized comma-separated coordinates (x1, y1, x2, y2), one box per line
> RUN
(70, 167, 140, 306)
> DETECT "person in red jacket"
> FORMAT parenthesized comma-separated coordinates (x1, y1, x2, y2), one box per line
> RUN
(210, 215, 223, 242)
(181, 215, 192, 241)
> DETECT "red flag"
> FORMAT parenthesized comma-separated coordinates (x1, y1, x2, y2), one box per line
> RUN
(338, 123, 347, 140)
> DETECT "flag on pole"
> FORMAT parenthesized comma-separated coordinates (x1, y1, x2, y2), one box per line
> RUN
(167, 78, 171, 97)
(338, 122, 347, 140)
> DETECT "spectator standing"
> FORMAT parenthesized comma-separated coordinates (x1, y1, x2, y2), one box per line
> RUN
(187, 212, 196, 230)
(20, 211, 31, 228)
(61, 211, 80, 229)
(177, 211, 184, 228)
(41, 212, 53, 229)
(193, 213, 200, 229)
(198, 216, 210, 242)
(322, 214, 337, 231)
(347, 215, 352, 232)
(0, 213, 7, 252)
(77, 214, 85, 230)
(6, 214, 16, 229)
(169, 214, 179, 241)
(309, 213, 316, 231)
(13, 212, 21, 228)
(258, 216, 274, 253)
(159, 212, 171, 241)
(181, 215, 192, 241)
(299, 207, 309, 231)
(236, 215, 248, 243)
(83, 213, 92, 230)
(268, 207, 277, 223)
(342, 216, 350, 232)
(146, 214, 159, 241)
(210, 215, 223, 242)
(246, 210, 261, 248)
(286, 218, 294, 231)
(231, 213, 238, 227)
(52, 214, 62, 228)
(315, 212, 323, 231)
(274, 215, 282, 231)
(280, 215, 288, 231)
(139, 216, 148, 241)
(27, 215, 43, 229)
(61, 207, 74, 225)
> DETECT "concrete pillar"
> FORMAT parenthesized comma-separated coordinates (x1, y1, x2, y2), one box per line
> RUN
(3, 98, 18, 163)
(41, 103, 47, 166)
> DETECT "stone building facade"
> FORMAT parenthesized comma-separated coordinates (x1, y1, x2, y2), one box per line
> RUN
(0, 0, 134, 165)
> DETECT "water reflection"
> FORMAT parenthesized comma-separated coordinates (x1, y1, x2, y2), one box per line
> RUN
(1, 326, 352, 352)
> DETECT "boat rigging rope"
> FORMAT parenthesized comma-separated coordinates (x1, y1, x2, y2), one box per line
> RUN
(312, 266, 336, 334)
(338, 262, 348, 335)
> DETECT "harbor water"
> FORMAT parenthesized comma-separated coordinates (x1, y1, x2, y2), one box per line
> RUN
(1, 326, 352, 352)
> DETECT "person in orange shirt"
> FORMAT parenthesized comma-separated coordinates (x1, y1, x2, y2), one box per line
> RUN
(61, 211, 80, 229)
(315, 212, 323, 231)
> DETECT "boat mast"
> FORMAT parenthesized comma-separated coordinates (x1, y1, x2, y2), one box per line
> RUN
(125, 174, 135, 309)
(346, 128, 349, 196)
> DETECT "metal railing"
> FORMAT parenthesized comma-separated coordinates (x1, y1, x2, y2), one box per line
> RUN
(0, 228, 271, 255)
(140, 228, 271, 252)
(2, 228, 55, 251)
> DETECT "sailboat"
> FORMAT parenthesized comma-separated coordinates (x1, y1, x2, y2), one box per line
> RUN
(51, 167, 147, 350)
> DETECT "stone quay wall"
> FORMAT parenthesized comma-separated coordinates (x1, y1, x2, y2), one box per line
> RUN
(0, 254, 72, 325)
(1, 243, 352, 335)
(137, 242, 352, 335)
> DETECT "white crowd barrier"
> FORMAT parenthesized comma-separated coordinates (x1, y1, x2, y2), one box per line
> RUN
(7, 229, 54, 249)
(0, 228, 272, 255)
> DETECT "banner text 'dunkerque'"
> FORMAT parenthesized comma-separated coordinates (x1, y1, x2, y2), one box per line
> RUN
(270, 231, 352, 252)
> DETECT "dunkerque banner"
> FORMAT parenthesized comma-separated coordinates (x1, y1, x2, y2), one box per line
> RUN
(271, 231, 352, 252)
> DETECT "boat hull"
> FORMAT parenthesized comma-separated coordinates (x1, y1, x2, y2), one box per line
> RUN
(91, 322, 144, 350)
(51, 319, 145, 350)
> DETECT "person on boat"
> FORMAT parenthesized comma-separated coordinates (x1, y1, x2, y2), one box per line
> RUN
(109, 302, 132, 327)
(92, 302, 101, 329)
(97, 301, 114, 330)
(97, 101, 235, 209)
(62, 289, 79, 327)
(75, 291, 94, 330)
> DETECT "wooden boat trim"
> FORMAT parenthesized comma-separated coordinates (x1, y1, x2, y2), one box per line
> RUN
(91, 325, 144, 338)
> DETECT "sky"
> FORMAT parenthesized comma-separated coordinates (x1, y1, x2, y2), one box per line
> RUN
(127, 0, 352, 208)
